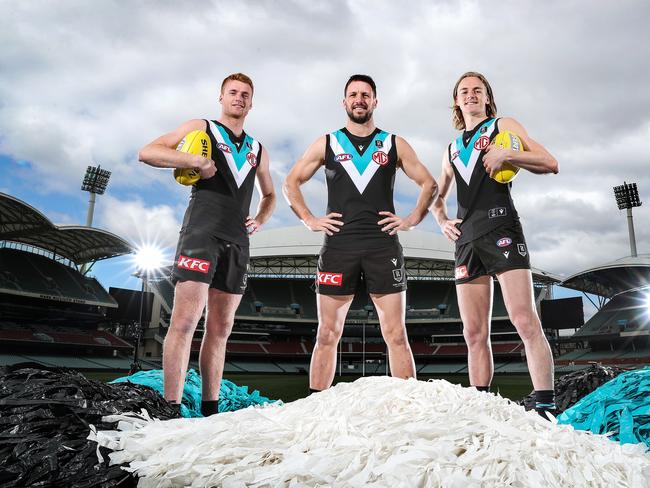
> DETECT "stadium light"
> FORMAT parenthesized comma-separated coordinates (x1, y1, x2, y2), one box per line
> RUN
(613, 182, 642, 257)
(130, 244, 165, 374)
(134, 245, 165, 272)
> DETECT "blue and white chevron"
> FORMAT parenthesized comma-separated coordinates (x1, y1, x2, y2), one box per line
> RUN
(329, 130, 392, 194)
(449, 119, 497, 185)
(209, 120, 259, 188)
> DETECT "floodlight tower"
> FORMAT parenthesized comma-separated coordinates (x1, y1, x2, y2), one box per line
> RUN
(81, 164, 111, 227)
(613, 182, 642, 257)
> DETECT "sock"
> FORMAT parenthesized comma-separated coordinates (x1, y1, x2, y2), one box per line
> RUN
(201, 400, 219, 417)
(309, 388, 322, 395)
(535, 390, 556, 417)
(473, 385, 491, 392)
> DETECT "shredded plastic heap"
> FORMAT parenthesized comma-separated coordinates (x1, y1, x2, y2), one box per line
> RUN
(92, 376, 650, 487)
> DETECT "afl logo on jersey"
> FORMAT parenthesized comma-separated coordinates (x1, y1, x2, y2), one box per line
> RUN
(474, 136, 490, 150)
(372, 151, 389, 166)
(335, 153, 353, 162)
(246, 152, 257, 167)
(496, 237, 512, 248)
(217, 142, 232, 154)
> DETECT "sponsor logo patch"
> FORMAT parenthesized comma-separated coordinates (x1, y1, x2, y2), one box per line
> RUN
(317, 272, 343, 286)
(217, 142, 232, 153)
(372, 151, 389, 166)
(517, 243, 527, 257)
(246, 152, 257, 167)
(177, 255, 211, 274)
(391, 258, 398, 266)
(455, 265, 468, 279)
(488, 207, 507, 219)
(503, 251, 510, 259)
(335, 153, 353, 162)
(474, 135, 490, 150)
(497, 237, 512, 248)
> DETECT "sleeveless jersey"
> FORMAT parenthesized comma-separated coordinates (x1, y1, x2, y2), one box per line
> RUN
(323, 127, 399, 250)
(181, 119, 261, 246)
(448, 118, 519, 245)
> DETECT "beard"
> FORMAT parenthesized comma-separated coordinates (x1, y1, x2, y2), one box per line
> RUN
(346, 106, 373, 124)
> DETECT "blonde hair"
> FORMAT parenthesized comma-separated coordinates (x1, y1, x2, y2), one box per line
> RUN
(220, 73, 254, 95)
(451, 71, 497, 130)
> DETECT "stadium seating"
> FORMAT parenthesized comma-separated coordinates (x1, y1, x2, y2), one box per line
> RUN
(0, 248, 115, 306)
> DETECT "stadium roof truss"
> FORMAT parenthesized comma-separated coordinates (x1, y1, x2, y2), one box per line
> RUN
(0, 192, 133, 266)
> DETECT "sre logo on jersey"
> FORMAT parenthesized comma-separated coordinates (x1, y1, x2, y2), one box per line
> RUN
(317, 272, 343, 286)
(177, 255, 211, 274)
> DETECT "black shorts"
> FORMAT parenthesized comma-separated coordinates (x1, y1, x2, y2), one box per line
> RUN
(455, 221, 530, 284)
(172, 228, 249, 294)
(316, 243, 407, 295)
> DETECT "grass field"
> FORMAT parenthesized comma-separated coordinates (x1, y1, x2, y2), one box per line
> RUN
(87, 371, 535, 403)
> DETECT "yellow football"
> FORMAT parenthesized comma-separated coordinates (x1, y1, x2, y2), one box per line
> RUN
(491, 131, 523, 184)
(173, 130, 211, 186)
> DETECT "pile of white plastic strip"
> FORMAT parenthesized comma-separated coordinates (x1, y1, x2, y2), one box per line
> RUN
(90, 376, 650, 487)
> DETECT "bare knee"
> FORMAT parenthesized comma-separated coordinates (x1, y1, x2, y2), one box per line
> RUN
(316, 324, 343, 349)
(168, 316, 198, 338)
(510, 312, 542, 342)
(463, 322, 489, 349)
(204, 320, 233, 344)
(383, 325, 408, 349)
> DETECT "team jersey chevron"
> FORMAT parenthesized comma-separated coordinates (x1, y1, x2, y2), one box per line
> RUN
(209, 120, 259, 188)
(449, 118, 497, 186)
(329, 130, 392, 194)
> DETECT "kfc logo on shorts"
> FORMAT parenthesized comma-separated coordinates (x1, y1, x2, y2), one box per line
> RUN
(177, 255, 211, 274)
(317, 272, 343, 286)
(372, 151, 389, 166)
(335, 153, 353, 162)
(455, 265, 468, 279)
(496, 237, 512, 248)
(246, 152, 257, 167)
(217, 142, 232, 154)
(474, 136, 490, 151)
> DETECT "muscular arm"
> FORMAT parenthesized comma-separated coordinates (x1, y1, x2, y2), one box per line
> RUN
(393, 136, 438, 227)
(138, 119, 215, 177)
(282, 136, 343, 235)
(246, 146, 276, 234)
(431, 148, 462, 241)
(486, 117, 559, 175)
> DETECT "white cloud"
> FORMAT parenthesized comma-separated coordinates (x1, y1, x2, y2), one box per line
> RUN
(1, 0, 649, 288)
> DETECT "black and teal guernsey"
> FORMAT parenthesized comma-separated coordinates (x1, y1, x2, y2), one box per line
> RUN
(323, 127, 399, 250)
(448, 117, 519, 245)
(181, 120, 262, 246)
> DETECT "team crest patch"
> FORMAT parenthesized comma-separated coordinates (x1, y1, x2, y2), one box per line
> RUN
(392, 269, 404, 282)
(497, 237, 512, 248)
(455, 265, 468, 279)
(480, 125, 488, 134)
(517, 244, 527, 257)
(375, 139, 383, 148)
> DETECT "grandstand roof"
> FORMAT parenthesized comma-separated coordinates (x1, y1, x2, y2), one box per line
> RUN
(0, 192, 133, 264)
(561, 254, 650, 298)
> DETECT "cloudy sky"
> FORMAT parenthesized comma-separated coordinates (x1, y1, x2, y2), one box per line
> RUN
(1, 1, 648, 312)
